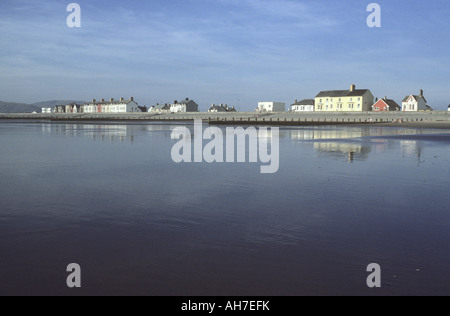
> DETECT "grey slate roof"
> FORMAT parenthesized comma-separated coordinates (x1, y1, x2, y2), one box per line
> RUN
(316, 89, 370, 98)
(209, 105, 227, 112)
(402, 95, 428, 103)
(292, 99, 315, 106)
(374, 98, 400, 109)
(209, 105, 237, 112)
(384, 99, 400, 109)
(84, 98, 136, 105)
(175, 99, 194, 105)
(153, 104, 170, 110)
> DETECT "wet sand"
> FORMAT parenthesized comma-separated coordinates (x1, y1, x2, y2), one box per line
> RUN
(375, 121, 450, 129)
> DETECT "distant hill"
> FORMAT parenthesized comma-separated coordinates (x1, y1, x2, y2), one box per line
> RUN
(32, 100, 86, 108)
(0, 100, 86, 113)
(0, 101, 41, 114)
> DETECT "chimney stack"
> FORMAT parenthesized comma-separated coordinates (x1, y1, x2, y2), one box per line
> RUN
(186, 98, 189, 101)
(420, 89, 424, 97)
(131, 97, 134, 102)
(295, 99, 298, 103)
(350, 84, 356, 92)
(101, 99, 105, 103)
(120, 97, 124, 102)
(110, 98, 114, 102)
(174, 100, 178, 104)
(92, 99, 96, 103)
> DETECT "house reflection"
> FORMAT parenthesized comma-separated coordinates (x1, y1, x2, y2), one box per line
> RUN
(401, 140, 424, 166)
(42, 124, 134, 142)
(289, 128, 372, 141)
(41, 123, 183, 143)
(289, 128, 371, 162)
(314, 141, 371, 162)
(288, 127, 440, 163)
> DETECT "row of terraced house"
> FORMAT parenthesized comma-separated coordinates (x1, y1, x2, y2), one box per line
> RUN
(289, 84, 434, 113)
(50, 97, 143, 114)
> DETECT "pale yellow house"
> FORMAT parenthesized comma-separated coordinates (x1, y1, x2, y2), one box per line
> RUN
(315, 84, 374, 112)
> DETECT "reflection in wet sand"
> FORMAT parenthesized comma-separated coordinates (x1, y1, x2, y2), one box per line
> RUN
(2, 121, 450, 296)
(314, 141, 371, 162)
(41, 123, 180, 143)
(289, 128, 371, 162)
(39, 123, 449, 164)
(289, 127, 450, 163)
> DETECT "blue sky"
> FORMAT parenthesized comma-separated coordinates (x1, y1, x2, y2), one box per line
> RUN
(0, 0, 449, 110)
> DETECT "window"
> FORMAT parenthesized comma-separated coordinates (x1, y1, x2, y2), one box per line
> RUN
(330, 105, 333, 109)
(358, 98, 361, 101)
(358, 104, 361, 108)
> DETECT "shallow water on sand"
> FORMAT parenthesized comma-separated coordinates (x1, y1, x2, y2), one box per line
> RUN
(0, 121, 449, 295)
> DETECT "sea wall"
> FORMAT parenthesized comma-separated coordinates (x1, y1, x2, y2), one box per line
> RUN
(1, 111, 449, 126)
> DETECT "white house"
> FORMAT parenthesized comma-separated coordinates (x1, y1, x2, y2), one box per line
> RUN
(83, 97, 140, 113)
(170, 98, 199, 113)
(53, 104, 81, 113)
(257, 102, 286, 112)
(291, 99, 315, 112)
(402, 90, 433, 112)
(65, 103, 82, 113)
(149, 103, 170, 113)
(42, 108, 52, 114)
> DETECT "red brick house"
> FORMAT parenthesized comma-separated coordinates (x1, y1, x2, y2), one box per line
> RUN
(372, 97, 401, 112)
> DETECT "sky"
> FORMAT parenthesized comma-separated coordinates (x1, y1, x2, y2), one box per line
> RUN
(0, 0, 449, 111)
